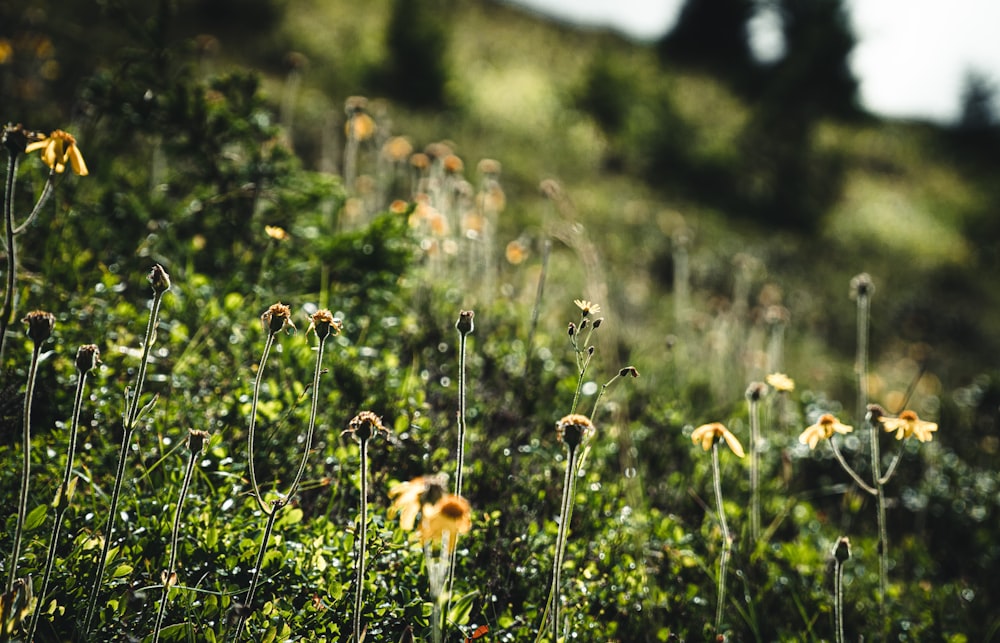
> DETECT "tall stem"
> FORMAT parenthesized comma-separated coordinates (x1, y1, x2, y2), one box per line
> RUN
(548, 443, 579, 642)
(247, 332, 276, 513)
(6, 341, 41, 594)
(85, 288, 166, 635)
(0, 153, 19, 360)
(233, 503, 281, 640)
(353, 437, 369, 643)
(712, 442, 732, 635)
(26, 360, 91, 640)
(748, 396, 761, 545)
(152, 444, 199, 643)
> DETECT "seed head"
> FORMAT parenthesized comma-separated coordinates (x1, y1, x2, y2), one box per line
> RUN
(346, 411, 387, 442)
(75, 344, 101, 373)
(308, 309, 342, 340)
(22, 310, 55, 345)
(850, 273, 874, 299)
(833, 537, 851, 563)
(148, 264, 171, 294)
(260, 302, 295, 335)
(556, 414, 595, 450)
(745, 381, 767, 402)
(187, 429, 210, 454)
(619, 366, 639, 378)
(456, 310, 475, 336)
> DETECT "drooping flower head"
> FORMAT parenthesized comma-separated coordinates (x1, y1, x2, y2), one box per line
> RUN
(798, 414, 853, 450)
(388, 474, 449, 532)
(691, 422, 745, 458)
(24, 129, 88, 175)
(556, 414, 595, 450)
(880, 410, 937, 443)
(420, 494, 472, 553)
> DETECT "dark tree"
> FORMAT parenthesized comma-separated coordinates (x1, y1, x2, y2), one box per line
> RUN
(377, 0, 452, 109)
(957, 70, 998, 133)
(656, 0, 756, 78)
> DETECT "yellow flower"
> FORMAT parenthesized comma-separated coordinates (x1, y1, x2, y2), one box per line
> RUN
(765, 372, 795, 393)
(388, 475, 447, 531)
(799, 414, 853, 450)
(420, 494, 472, 553)
(573, 299, 601, 316)
(264, 225, 288, 241)
(880, 410, 937, 442)
(691, 422, 745, 458)
(24, 129, 88, 175)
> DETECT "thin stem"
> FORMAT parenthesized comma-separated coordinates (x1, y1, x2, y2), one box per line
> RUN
(711, 442, 732, 635)
(855, 291, 869, 430)
(12, 170, 56, 235)
(0, 153, 19, 361)
(834, 558, 845, 643)
(152, 444, 199, 643)
(233, 502, 282, 640)
(749, 396, 761, 545)
(85, 289, 166, 635)
(548, 443, 579, 642)
(247, 332, 277, 513)
(827, 439, 877, 496)
(26, 363, 90, 640)
(287, 332, 328, 498)
(6, 341, 41, 594)
(871, 425, 888, 619)
(352, 436, 369, 643)
(879, 447, 904, 486)
(455, 328, 469, 498)
(524, 239, 551, 378)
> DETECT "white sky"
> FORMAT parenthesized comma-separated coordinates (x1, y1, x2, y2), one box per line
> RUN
(505, 0, 1000, 123)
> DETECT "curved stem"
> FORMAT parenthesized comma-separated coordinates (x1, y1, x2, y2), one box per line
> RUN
(455, 329, 468, 498)
(6, 342, 41, 594)
(286, 333, 327, 499)
(26, 365, 90, 640)
(879, 447, 904, 486)
(353, 437, 369, 643)
(247, 333, 277, 513)
(827, 438, 877, 496)
(12, 170, 56, 235)
(152, 445, 199, 643)
(711, 442, 732, 635)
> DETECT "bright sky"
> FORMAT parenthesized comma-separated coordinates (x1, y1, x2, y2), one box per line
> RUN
(505, 0, 1000, 123)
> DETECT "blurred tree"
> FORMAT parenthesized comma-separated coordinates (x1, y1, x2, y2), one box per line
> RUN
(765, 0, 860, 118)
(656, 0, 756, 80)
(956, 70, 999, 135)
(376, 0, 453, 109)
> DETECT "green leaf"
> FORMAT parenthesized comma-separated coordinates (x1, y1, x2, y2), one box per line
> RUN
(24, 503, 47, 531)
(447, 590, 478, 628)
(112, 564, 133, 578)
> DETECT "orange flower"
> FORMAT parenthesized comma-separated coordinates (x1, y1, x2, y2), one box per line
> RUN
(799, 414, 853, 450)
(24, 129, 88, 175)
(420, 494, 472, 552)
(880, 410, 937, 442)
(691, 422, 745, 458)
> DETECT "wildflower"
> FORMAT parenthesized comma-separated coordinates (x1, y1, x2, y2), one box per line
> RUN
(833, 536, 851, 563)
(850, 272, 874, 299)
(766, 372, 795, 393)
(880, 410, 938, 442)
(22, 310, 55, 344)
(556, 414, 595, 449)
(691, 422, 745, 458)
(344, 410, 387, 442)
(187, 429, 210, 454)
(264, 225, 288, 241)
(389, 475, 448, 531)
(382, 136, 413, 162)
(573, 299, 601, 317)
(24, 129, 88, 175)
(148, 264, 171, 294)
(260, 302, 295, 335)
(443, 154, 464, 175)
(421, 495, 472, 551)
(410, 152, 431, 172)
(476, 158, 502, 177)
(505, 239, 528, 265)
(799, 414, 853, 450)
(344, 96, 376, 141)
(307, 309, 342, 340)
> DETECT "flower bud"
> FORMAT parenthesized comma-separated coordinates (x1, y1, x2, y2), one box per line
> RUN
(148, 264, 171, 294)
(260, 302, 295, 335)
(308, 309, 342, 340)
(346, 410, 387, 442)
(187, 429, 210, 454)
(556, 414, 595, 450)
(833, 537, 851, 563)
(456, 310, 475, 336)
(75, 344, 101, 373)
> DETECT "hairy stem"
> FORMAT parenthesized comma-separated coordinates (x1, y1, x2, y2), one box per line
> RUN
(353, 436, 369, 643)
(6, 341, 41, 594)
(712, 442, 732, 635)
